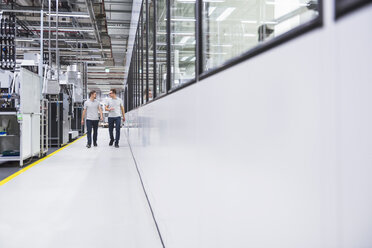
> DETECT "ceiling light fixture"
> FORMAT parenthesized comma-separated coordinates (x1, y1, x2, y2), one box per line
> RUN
(16, 38, 37, 42)
(208, 7, 216, 16)
(65, 39, 97, 43)
(179, 36, 191, 45)
(57, 28, 94, 32)
(241, 20, 258, 24)
(263, 21, 278, 25)
(86, 61, 106, 64)
(46, 13, 90, 18)
(171, 18, 196, 22)
(216, 7, 235, 22)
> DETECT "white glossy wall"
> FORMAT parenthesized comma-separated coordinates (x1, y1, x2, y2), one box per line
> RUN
(125, 4, 372, 248)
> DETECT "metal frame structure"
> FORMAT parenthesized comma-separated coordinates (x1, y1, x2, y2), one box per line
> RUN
(165, 0, 171, 94)
(40, 98, 49, 156)
(145, 0, 149, 103)
(140, 11, 144, 105)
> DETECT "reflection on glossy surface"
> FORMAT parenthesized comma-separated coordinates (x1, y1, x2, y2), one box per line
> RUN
(156, 0, 167, 96)
(202, 0, 319, 71)
(170, 0, 196, 88)
(148, 0, 155, 101)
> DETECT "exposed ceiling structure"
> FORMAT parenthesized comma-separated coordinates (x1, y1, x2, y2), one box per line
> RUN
(0, 0, 132, 92)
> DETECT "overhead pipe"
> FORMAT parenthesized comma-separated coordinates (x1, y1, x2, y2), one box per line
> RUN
(101, 0, 113, 60)
(29, 29, 93, 33)
(56, 0, 59, 82)
(0, 9, 89, 16)
(48, 0, 51, 66)
(84, 0, 105, 58)
(39, 8, 44, 79)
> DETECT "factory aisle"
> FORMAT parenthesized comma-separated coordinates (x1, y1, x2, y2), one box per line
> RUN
(0, 128, 163, 248)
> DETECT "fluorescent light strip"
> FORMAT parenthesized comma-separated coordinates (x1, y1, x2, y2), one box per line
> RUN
(179, 36, 191, 45)
(208, 7, 216, 16)
(216, 7, 235, 22)
(223, 33, 256, 37)
(211, 44, 233, 47)
(65, 39, 97, 43)
(47, 13, 90, 18)
(158, 32, 194, 36)
(241, 20, 258, 24)
(171, 18, 196, 22)
(58, 28, 94, 32)
(16, 38, 37, 42)
(263, 21, 278, 24)
(86, 61, 106, 64)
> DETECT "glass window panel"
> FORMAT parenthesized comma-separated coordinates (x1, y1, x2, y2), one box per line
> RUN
(134, 42, 138, 107)
(139, 13, 143, 106)
(135, 43, 137, 108)
(136, 36, 140, 107)
(170, 0, 196, 88)
(202, 0, 319, 72)
(133, 43, 136, 108)
(156, 0, 167, 96)
(132, 48, 135, 109)
(135, 43, 138, 108)
(142, 4, 148, 104)
(148, 0, 155, 101)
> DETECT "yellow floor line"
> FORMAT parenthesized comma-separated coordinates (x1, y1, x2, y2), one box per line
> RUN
(0, 135, 86, 186)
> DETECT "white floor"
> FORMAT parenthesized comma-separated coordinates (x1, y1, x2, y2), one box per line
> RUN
(0, 128, 163, 248)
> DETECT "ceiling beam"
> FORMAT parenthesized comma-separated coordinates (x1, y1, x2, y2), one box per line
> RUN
(85, 0, 105, 58)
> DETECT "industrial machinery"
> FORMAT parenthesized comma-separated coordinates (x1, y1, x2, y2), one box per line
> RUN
(0, 68, 41, 166)
(43, 63, 86, 146)
(0, 13, 16, 71)
(46, 93, 69, 147)
(66, 65, 84, 138)
(71, 102, 84, 135)
(0, 5, 89, 158)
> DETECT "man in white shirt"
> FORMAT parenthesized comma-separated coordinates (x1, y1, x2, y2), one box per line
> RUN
(105, 89, 125, 148)
(81, 90, 103, 148)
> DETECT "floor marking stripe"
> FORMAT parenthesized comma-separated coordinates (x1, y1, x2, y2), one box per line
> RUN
(0, 135, 86, 186)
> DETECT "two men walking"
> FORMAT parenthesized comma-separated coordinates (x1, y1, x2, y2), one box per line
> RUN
(82, 89, 125, 148)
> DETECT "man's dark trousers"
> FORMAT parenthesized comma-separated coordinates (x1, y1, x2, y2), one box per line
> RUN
(86, 119, 99, 145)
(108, 117, 121, 144)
